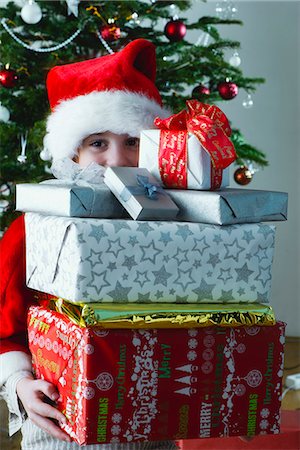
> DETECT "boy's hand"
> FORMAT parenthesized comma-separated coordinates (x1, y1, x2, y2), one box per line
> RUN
(16, 375, 71, 442)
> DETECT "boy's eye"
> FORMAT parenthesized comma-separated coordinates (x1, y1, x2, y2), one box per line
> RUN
(89, 139, 108, 148)
(126, 137, 139, 147)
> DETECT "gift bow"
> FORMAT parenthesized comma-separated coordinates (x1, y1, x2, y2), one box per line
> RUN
(51, 157, 105, 184)
(154, 100, 237, 189)
(120, 175, 164, 202)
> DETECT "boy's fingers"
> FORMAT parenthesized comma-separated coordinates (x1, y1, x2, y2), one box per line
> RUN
(30, 398, 67, 425)
(35, 380, 60, 401)
(29, 412, 71, 442)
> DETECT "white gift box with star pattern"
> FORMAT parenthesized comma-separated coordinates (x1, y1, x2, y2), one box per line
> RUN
(25, 213, 275, 304)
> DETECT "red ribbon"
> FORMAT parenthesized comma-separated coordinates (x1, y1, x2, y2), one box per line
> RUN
(154, 100, 237, 190)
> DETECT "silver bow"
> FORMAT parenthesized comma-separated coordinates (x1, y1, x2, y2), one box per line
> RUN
(51, 158, 105, 184)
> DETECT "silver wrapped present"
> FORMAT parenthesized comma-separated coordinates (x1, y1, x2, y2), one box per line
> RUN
(26, 213, 275, 304)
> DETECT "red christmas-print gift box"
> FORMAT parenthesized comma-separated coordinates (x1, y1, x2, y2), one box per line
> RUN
(27, 306, 286, 446)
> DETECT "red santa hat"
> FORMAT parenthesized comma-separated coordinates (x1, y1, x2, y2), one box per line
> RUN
(43, 39, 170, 161)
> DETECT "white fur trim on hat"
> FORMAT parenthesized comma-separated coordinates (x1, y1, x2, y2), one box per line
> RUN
(44, 90, 170, 162)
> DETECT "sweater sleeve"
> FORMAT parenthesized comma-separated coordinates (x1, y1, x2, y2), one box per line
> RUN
(0, 215, 37, 382)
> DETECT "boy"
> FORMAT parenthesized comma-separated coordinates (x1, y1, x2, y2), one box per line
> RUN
(0, 39, 175, 449)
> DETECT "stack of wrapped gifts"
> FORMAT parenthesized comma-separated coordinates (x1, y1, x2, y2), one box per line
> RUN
(18, 101, 288, 445)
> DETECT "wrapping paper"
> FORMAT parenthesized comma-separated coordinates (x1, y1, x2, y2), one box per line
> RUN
(167, 188, 288, 225)
(104, 167, 179, 220)
(16, 181, 127, 218)
(45, 297, 276, 329)
(139, 130, 230, 190)
(25, 213, 275, 304)
(28, 305, 286, 445)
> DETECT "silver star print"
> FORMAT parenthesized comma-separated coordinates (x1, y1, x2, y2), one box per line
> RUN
(164, 255, 170, 263)
(85, 249, 104, 269)
(255, 245, 270, 263)
(134, 270, 150, 288)
(140, 242, 161, 265)
(242, 230, 255, 244)
(76, 274, 87, 290)
(235, 263, 254, 283)
(254, 265, 272, 289)
(194, 260, 202, 268)
(175, 224, 193, 242)
(152, 265, 172, 287)
(106, 238, 126, 258)
(112, 221, 131, 233)
(88, 224, 108, 244)
(174, 267, 195, 290)
(193, 279, 215, 300)
(192, 236, 209, 256)
(256, 290, 269, 302)
(159, 231, 173, 245)
(86, 269, 110, 296)
(136, 222, 154, 237)
(169, 288, 175, 295)
(122, 273, 129, 281)
(258, 225, 274, 240)
(122, 255, 137, 271)
(155, 290, 163, 299)
(217, 268, 232, 283)
(207, 253, 221, 268)
(107, 281, 131, 302)
(107, 262, 117, 271)
(77, 232, 86, 244)
(137, 292, 151, 302)
(175, 295, 189, 303)
(220, 289, 233, 302)
(237, 287, 245, 296)
(213, 234, 222, 245)
(224, 238, 244, 262)
(128, 235, 138, 246)
(173, 248, 190, 265)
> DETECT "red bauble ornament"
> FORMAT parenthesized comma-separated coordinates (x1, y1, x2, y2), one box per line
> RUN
(164, 20, 186, 42)
(234, 166, 253, 185)
(0, 68, 18, 88)
(218, 81, 238, 100)
(192, 84, 210, 98)
(100, 25, 121, 42)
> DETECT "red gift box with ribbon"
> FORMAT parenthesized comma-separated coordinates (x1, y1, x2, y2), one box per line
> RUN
(28, 305, 285, 446)
(140, 100, 237, 190)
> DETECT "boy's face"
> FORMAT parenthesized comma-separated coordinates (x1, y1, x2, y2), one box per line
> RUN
(76, 132, 139, 167)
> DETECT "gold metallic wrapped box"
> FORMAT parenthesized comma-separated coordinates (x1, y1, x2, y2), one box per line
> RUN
(48, 298, 275, 329)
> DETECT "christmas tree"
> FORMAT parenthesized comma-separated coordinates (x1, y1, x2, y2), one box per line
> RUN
(0, 0, 267, 231)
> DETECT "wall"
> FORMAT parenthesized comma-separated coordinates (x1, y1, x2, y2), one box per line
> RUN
(184, 0, 300, 335)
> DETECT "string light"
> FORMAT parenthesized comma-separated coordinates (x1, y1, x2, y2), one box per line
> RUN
(1, 18, 82, 53)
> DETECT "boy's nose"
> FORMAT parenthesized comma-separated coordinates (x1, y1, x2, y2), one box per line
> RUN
(105, 143, 130, 167)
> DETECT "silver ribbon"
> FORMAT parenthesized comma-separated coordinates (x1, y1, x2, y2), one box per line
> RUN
(51, 158, 105, 184)
(120, 174, 164, 202)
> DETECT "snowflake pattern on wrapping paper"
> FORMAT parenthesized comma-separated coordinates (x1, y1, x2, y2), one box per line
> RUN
(260, 408, 270, 418)
(201, 361, 213, 374)
(84, 343, 94, 354)
(187, 350, 197, 361)
(203, 335, 215, 347)
(245, 326, 260, 336)
(188, 338, 198, 349)
(202, 348, 214, 360)
(260, 419, 269, 430)
(112, 413, 122, 424)
(110, 437, 120, 443)
(188, 329, 198, 337)
(111, 425, 121, 435)
(82, 386, 95, 400)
